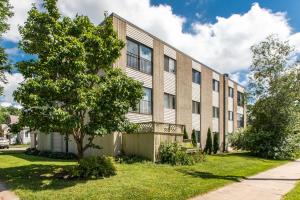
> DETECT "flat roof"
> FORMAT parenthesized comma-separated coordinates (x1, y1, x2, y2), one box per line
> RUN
(110, 12, 245, 88)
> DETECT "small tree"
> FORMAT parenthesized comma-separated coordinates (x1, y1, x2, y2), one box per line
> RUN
(0, 0, 13, 94)
(213, 132, 219, 154)
(14, 0, 144, 159)
(191, 129, 197, 147)
(204, 128, 212, 155)
(183, 126, 188, 140)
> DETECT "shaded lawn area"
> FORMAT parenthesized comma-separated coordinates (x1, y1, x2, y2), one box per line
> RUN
(284, 181, 300, 200)
(0, 151, 288, 200)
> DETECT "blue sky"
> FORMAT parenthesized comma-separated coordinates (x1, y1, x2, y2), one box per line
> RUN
(152, 0, 300, 32)
(1, 0, 300, 106)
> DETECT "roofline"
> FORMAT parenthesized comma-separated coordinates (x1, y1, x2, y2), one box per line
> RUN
(109, 12, 245, 88)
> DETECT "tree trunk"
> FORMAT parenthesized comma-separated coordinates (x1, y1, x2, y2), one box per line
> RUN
(65, 133, 69, 153)
(75, 136, 84, 160)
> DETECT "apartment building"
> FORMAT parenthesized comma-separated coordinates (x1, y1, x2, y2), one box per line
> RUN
(112, 13, 246, 150)
(36, 13, 246, 158)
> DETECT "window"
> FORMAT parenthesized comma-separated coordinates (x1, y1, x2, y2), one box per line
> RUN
(164, 56, 176, 74)
(192, 69, 201, 84)
(228, 111, 234, 121)
(164, 93, 176, 109)
(213, 79, 219, 92)
(126, 39, 152, 74)
(237, 91, 244, 106)
(213, 106, 219, 118)
(25, 132, 29, 138)
(192, 101, 201, 114)
(237, 114, 244, 128)
(131, 87, 152, 114)
(228, 87, 234, 98)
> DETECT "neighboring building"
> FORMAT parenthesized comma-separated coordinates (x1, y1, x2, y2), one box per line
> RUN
(5, 115, 31, 144)
(36, 13, 246, 159)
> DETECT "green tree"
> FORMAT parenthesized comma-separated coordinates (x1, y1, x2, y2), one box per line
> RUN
(0, 0, 13, 94)
(14, 0, 144, 159)
(212, 132, 219, 154)
(204, 128, 212, 155)
(230, 35, 300, 159)
(183, 126, 188, 140)
(191, 129, 196, 147)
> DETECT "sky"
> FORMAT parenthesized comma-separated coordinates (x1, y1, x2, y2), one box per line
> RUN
(1, 0, 300, 107)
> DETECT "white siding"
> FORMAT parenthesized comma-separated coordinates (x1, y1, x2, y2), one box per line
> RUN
(52, 133, 63, 152)
(228, 121, 233, 133)
(228, 98, 233, 111)
(192, 60, 201, 72)
(228, 80, 234, 87)
(37, 133, 51, 151)
(126, 113, 152, 123)
(126, 24, 153, 48)
(192, 83, 201, 102)
(192, 114, 200, 131)
(212, 91, 219, 107)
(237, 106, 244, 114)
(164, 71, 176, 95)
(213, 72, 220, 81)
(164, 108, 176, 124)
(164, 45, 176, 60)
(212, 118, 219, 132)
(125, 67, 152, 88)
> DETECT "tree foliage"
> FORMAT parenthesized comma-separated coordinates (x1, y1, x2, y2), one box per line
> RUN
(212, 132, 219, 154)
(0, 106, 21, 124)
(14, 0, 144, 158)
(230, 35, 300, 159)
(204, 128, 212, 155)
(0, 0, 13, 94)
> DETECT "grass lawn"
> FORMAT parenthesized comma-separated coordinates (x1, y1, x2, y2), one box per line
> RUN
(10, 144, 30, 148)
(284, 181, 300, 200)
(0, 151, 287, 200)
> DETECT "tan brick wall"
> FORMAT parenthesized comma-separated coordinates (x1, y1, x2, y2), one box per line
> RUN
(176, 52, 192, 134)
(200, 67, 213, 146)
(112, 16, 126, 70)
(153, 39, 164, 122)
(233, 84, 238, 131)
(219, 75, 225, 151)
(223, 77, 229, 151)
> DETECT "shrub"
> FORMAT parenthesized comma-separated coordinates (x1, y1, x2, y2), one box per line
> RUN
(159, 143, 203, 166)
(191, 129, 197, 147)
(213, 132, 219, 154)
(72, 156, 116, 178)
(229, 127, 300, 159)
(183, 126, 188, 140)
(115, 154, 149, 164)
(204, 128, 213, 155)
(25, 148, 77, 160)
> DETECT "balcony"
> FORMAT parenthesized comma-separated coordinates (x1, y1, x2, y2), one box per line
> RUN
(135, 122, 185, 134)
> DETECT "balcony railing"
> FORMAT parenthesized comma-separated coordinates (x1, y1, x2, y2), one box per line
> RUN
(135, 122, 185, 134)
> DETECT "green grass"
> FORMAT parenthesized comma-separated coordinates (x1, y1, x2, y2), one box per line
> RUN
(284, 181, 300, 200)
(0, 151, 287, 200)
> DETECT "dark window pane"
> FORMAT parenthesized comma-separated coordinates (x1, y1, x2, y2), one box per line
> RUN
(164, 56, 169, 72)
(193, 69, 201, 84)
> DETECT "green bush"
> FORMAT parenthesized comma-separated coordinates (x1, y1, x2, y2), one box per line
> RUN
(72, 156, 116, 178)
(229, 127, 300, 159)
(25, 148, 77, 160)
(204, 128, 213, 155)
(191, 129, 197, 147)
(213, 132, 219, 154)
(159, 143, 203, 166)
(183, 126, 188, 140)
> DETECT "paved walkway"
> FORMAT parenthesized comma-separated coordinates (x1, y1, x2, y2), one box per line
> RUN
(0, 182, 19, 200)
(191, 159, 300, 200)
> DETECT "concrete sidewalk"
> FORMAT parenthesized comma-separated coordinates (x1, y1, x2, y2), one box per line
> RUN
(191, 159, 300, 200)
(0, 182, 19, 200)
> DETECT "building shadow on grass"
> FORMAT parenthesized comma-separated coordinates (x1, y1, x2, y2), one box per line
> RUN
(176, 169, 246, 182)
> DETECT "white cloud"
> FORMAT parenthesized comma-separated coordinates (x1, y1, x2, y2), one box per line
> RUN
(3, 0, 38, 42)
(0, 73, 24, 105)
